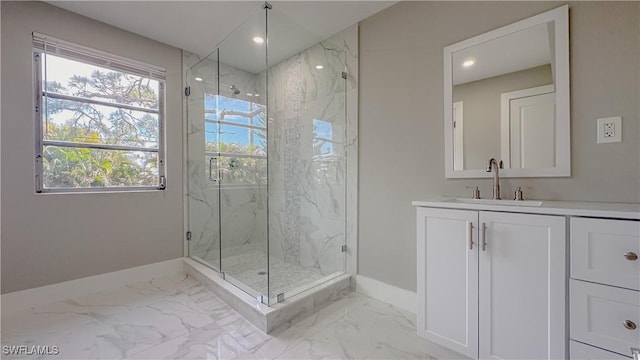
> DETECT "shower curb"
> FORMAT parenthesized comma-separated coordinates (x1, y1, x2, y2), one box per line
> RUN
(183, 258, 353, 333)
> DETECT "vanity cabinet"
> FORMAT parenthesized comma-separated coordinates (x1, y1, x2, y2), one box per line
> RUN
(416, 208, 478, 357)
(569, 217, 640, 359)
(416, 207, 566, 359)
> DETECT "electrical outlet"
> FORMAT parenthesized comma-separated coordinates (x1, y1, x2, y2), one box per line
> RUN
(603, 122, 615, 138)
(597, 116, 622, 143)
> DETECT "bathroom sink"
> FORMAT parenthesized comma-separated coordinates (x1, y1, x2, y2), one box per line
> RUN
(448, 198, 543, 207)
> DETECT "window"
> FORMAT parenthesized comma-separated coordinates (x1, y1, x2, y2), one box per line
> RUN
(205, 94, 267, 187)
(33, 33, 166, 192)
(312, 118, 341, 183)
(313, 119, 335, 157)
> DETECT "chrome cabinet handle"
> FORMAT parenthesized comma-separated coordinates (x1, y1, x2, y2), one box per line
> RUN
(469, 222, 474, 250)
(481, 223, 487, 251)
(624, 252, 638, 261)
(623, 320, 637, 330)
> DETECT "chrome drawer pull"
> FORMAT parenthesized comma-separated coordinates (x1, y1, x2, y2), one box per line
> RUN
(624, 252, 638, 261)
(623, 320, 637, 330)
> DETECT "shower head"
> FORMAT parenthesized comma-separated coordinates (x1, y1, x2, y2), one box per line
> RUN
(230, 85, 240, 95)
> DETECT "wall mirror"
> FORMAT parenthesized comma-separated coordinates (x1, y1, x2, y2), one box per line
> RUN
(444, 5, 569, 178)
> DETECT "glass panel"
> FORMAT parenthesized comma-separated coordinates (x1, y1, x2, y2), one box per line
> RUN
(219, 156, 267, 186)
(217, 6, 269, 301)
(42, 146, 157, 188)
(42, 53, 159, 109)
(186, 51, 221, 271)
(219, 125, 266, 154)
(204, 95, 266, 126)
(266, 9, 347, 304)
(43, 97, 159, 148)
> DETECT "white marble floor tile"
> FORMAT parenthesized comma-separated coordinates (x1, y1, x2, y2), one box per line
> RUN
(2, 276, 227, 359)
(239, 292, 461, 360)
(2, 275, 467, 360)
(125, 323, 226, 360)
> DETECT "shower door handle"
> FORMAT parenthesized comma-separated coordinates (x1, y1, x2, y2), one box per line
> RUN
(209, 157, 218, 183)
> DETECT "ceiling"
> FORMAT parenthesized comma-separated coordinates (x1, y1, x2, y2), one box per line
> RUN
(46, 1, 395, 68)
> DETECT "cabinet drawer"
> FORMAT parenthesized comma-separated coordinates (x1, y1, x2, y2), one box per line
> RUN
(571, 218, 640, 290)
(570, 341, 631, 359)
(571, 280, 640, 355)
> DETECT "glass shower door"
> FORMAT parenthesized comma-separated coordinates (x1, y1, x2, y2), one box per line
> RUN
(186, 53, 221, 271)
(217, 8, 269, 300)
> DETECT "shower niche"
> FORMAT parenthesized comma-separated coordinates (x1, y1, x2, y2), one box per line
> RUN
(184, 1, 356, 319)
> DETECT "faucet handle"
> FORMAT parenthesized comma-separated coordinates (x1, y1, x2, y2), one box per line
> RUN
(514, 187, 524, 201)
(466, 186, 481, 199)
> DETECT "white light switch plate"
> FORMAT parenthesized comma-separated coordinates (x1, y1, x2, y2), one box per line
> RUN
(597, 116, 622, 143)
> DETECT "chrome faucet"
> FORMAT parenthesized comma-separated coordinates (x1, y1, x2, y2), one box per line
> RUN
(486, 158, 503, 200)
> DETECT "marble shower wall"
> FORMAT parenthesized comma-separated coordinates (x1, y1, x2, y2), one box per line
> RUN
(263, 26, 358, 298)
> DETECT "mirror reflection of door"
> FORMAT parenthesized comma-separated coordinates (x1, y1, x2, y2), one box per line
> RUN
(500, 85, 555, 169)
(453, 101, 464, 171)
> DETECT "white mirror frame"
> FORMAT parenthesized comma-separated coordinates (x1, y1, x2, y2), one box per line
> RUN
(444, 5, 570, 178)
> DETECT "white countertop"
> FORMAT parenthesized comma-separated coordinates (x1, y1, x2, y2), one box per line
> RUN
(412, 198, 640, 220)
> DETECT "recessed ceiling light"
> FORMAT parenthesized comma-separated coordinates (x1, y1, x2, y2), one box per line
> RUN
(315, 65, 324, 70)
(253, 36, 264, 44)
(194, 77, 203, 82)
(254, 93, 260, 97)
(463, 59, 475, 68)
(246, 93, 253, 96)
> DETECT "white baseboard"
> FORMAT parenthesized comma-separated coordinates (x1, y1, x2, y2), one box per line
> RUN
(355, 275, 416, 314)
(1, 258, 184, 315)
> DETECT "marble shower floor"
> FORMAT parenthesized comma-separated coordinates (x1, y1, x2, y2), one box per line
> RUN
(0, 274, 467, 360)
(219, 250, 328, 299)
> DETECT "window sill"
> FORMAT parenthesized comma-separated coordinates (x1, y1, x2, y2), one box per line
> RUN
(37, 187, 165, 195)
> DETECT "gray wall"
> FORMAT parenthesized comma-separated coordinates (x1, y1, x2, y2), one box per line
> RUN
(359, 2, 640, 291)
(454, 65, 552, 170)
(1, 1, 184, 293)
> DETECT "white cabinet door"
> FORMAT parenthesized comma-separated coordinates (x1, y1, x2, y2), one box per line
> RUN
(571, 218, 640, 291)
(478, 212, 566, 360)
(417, 207, 478, 358)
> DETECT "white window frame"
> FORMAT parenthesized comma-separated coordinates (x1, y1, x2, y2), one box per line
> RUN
(33, 33, 166, 193)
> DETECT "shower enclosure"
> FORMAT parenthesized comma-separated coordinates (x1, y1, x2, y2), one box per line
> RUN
(185, 3, 348, 306)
